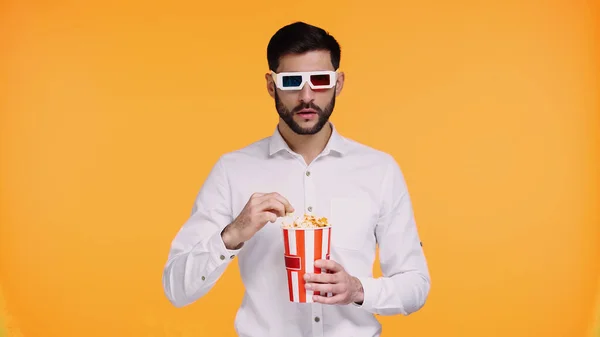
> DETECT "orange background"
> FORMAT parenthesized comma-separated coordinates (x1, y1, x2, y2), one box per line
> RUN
(1, 0, 599, 336)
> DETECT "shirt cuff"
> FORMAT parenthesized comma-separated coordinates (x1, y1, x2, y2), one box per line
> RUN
(353, 276, 379, 313)
(204, 229, 242, 270)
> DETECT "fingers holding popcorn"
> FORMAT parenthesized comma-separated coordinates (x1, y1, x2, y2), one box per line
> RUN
(222, 192, 294, 249)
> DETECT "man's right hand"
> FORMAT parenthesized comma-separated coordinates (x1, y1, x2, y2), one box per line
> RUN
(221, 192, 294, 250)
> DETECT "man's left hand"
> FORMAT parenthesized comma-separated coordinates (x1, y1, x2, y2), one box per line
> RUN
(304, 259, 364, 305)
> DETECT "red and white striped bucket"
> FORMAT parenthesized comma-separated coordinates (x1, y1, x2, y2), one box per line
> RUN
(282, 226, 332, 303)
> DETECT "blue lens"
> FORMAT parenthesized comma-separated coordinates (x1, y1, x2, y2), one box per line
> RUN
(282, 75, 303, 88)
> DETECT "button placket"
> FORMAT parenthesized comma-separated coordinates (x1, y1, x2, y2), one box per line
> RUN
(304, 168, 316, 215)
(306, 166, 323, 337)
(311, 303, 324, 337)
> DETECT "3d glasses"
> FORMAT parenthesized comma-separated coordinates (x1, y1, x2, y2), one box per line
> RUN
(271, 70, 337, 91)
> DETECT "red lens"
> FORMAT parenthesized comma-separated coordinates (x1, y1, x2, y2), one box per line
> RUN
(310, 74, 331, 86)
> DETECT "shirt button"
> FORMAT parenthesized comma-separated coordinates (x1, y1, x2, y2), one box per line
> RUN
(314, 316, 320, 322)
(230, 255, 235, 259)
(306, 171, 311, 177)
(220, 255, 225, 260)
(307, 206, 313, 212)
(201, 276, 206, 281)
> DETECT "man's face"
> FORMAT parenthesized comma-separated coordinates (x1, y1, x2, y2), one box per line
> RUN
(266, 50, 344, 135)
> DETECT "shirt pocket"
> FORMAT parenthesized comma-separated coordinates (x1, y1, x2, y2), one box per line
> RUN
(329, 196, 374, 251)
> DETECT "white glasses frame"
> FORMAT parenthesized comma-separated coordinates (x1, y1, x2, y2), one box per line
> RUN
(271, 70, 338, 91)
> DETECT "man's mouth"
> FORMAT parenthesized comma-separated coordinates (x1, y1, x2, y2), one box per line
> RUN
(296, 109, 318, 120)
(297, 109, 317, 116)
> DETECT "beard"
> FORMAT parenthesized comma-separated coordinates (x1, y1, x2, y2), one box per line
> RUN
(275, 90, 335, 135)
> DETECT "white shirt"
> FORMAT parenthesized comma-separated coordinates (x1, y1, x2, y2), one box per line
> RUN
(162, 123, 431, 337)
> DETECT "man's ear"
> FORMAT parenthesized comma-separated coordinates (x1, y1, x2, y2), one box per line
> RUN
(335, 71, 345, 96)
(265, 72, 276, 98)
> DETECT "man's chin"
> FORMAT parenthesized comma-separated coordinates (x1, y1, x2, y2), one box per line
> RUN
(292, 123, 324, 135)
(293, 118, 318, 127)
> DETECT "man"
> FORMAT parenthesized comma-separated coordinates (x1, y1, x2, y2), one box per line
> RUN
(162, 21, 431, 337)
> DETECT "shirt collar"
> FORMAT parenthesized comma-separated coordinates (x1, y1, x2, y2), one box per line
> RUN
(268, 122, 348, 157)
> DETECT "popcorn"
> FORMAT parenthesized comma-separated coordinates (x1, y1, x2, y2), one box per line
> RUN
(281, 211, 333, 303)
(282, 212, 330, 229)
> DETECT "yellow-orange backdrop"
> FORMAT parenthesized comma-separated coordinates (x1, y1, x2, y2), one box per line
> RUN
(1, 1, 599, 336)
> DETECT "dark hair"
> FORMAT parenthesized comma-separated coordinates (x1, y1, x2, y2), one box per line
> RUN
(267, 21, 341, 72)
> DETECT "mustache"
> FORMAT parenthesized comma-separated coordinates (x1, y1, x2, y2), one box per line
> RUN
(291, 102, 323, 114)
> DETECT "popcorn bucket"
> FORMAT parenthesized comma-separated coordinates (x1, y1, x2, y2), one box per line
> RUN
(282, 226, 332, 303)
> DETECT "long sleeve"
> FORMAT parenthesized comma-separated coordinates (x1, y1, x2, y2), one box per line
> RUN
(355, 156, 431, 316)
(162, 156, 241, 308)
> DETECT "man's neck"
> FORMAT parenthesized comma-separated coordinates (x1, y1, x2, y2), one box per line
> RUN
(277, 121, 332, 165)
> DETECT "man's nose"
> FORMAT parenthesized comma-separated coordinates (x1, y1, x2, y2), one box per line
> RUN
(298, 83, 315, 103)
